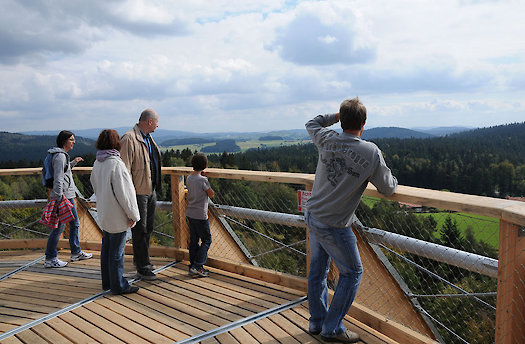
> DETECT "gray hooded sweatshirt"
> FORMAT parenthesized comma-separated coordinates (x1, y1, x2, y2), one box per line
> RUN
(47, 147, 78, 200)
(305, 114, 398, 228)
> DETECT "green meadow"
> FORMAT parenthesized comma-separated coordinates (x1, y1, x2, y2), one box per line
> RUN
(360, 196, 500, 249)
(163, 138, 310, 153)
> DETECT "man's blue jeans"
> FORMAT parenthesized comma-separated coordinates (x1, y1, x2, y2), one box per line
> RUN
(45, 198, 81, 260)
(186, 217, 212, 269)
(305, 211, 363, 338)
(101, 231, 130, 293)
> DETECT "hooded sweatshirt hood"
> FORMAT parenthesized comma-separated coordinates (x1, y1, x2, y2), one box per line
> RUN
(96, 149, 120, 162)
(47, 147, 68, 155)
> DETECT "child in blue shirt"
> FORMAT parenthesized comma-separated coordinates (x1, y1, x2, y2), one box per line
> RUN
(186, 153, 215, 277)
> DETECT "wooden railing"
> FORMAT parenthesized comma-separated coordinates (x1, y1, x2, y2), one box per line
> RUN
(1, 166, 525, 343)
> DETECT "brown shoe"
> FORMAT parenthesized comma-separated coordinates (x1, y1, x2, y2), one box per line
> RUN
(321, 330, 360, 343)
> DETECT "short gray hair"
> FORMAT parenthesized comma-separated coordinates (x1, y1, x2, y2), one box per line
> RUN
(139, 108, 157, 122)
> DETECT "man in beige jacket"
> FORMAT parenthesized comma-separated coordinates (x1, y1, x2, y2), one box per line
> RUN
(120, 109, 162, 280)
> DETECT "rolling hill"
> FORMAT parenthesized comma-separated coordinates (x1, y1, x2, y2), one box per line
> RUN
(0, 132, 95, 163)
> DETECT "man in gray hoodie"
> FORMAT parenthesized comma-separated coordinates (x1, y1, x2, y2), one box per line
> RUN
(305, 97, 397, 343)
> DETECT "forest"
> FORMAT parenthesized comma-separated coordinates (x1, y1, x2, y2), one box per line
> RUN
(160, 121, 525, 198)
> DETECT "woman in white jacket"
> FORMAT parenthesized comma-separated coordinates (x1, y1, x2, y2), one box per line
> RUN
(90, 129, 141, 295)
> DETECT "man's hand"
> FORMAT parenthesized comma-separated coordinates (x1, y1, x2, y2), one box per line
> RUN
(129, 219, 137, 228)
(73, 157, 84, 163)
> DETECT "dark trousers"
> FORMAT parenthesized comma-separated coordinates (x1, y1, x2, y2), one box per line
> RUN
(101, 231, 130, 293)
(133, 192, 157, 273)
(187, 217, 212, 269)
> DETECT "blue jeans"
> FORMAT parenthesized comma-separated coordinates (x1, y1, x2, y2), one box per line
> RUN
(45, 198, 81, 260)
(101, 231, 130, 293)
(305, 211, 363, 338)
(133, 192, 156, 273)
(186, 217, 212, 269)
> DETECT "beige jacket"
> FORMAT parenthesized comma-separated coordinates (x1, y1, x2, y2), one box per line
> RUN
(120, 124, 162, 195)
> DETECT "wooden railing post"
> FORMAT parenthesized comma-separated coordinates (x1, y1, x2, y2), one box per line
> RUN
(171, 174, 187, 248)
(495, 221, 525, 343)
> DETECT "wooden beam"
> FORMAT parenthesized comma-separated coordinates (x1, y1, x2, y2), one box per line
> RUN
(171, 174, 187, 248)
(162, 167, 316, 186)
(0, 239, 48, 249)
(495, 221, 525, 343)
(0, 168, 41, 176)
(349, 302, 439, 344)
(3, 167, 524, 226)
(366, 184, 525, 226)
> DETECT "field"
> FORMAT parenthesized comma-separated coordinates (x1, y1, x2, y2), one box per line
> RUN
(162, 138, 310, 153)
(360, 196, 500, 249)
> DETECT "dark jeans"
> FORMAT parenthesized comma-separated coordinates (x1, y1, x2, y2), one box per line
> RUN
(45, 198, 81, 260)
(133, 192, 156, 273)
(187, 217, 212, 269)
(101, 231, 130, 293)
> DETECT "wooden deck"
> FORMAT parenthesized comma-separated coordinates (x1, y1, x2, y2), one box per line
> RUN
(0, 249, 399, 344)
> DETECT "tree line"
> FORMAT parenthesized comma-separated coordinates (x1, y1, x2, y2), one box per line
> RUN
(159, 121, 523, 198)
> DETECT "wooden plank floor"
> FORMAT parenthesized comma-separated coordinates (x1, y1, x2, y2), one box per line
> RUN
(0, 249, 398, 344)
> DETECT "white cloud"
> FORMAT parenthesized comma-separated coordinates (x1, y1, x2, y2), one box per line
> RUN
(268, 3, 377, 65)
(0, 0, 524, 133)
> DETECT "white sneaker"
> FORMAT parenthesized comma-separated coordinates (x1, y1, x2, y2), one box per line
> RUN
(44, 258, 68, 268)
(70, 251, 93, 261)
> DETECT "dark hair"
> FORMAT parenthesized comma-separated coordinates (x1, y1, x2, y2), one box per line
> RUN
(339, 97, 367, 131)
(96, 129, 121, 151)
(191, 153, 208, 171)
(56, 130, 74, 148)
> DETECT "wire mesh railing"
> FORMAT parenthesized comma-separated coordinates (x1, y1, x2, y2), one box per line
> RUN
(209, 178, 307, 276)
(75, 172, 175, 246)
(1, 168, 524, 343)
(0, 174, 50, 240)
(355, 196, 499, 343)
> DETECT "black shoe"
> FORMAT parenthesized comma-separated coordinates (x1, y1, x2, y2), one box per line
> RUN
(308, 329, 321, 336)
(121, 286, 139, 294)
(321, 330, 360, 343)
(137, 270, 157, 281)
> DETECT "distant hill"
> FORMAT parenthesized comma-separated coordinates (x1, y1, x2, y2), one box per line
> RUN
(22, 128, 310, 145)
(259, 135, 283, 141)
(162, 137, 215, 146)
(0, 132, 95, 163)
(410, 126, 472, 136)
(262, 129, 309, 140)
(447, 122, 524, 139)
(21, 128, 197, 142)
(362, 127, 434, 140)
(21, 128, 130, 140)
(201, 139, 241, 153)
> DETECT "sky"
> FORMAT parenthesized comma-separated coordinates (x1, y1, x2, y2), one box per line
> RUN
(1, 0, 524, 134)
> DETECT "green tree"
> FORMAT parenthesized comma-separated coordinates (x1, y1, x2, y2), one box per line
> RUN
(440, 216, 464, 250)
